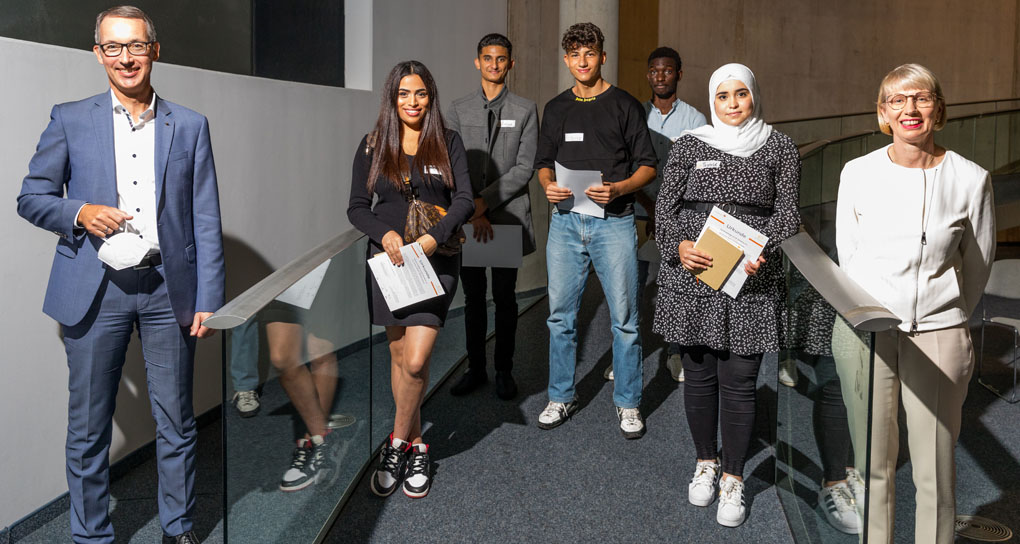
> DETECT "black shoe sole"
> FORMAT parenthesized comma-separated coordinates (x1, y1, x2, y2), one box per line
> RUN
(621, 427, 646, 439)
(237, 406, 260, 418)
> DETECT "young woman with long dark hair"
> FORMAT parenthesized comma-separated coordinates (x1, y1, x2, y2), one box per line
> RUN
(347, 60, 473, 499)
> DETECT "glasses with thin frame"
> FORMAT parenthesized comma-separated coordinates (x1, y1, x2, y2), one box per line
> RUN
(885, 92, 937, 110)
(96, 41, 153, 57)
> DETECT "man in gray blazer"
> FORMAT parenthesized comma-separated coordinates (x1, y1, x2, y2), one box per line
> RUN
(446, 33, 538, 400)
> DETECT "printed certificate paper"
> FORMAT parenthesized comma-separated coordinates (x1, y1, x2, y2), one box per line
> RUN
(368, 243, 445, 311)
(694, 206, 769, 298)
(554, 161, 605, 218)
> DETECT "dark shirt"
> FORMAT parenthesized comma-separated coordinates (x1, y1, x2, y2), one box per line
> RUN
(347, 130, 474, 247)
(535, 86, 656, 216)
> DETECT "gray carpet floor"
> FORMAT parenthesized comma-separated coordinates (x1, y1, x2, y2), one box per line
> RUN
(326, 270, 794, 544)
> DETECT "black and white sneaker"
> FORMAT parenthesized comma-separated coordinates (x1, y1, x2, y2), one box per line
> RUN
(279, 435, 332, 492)
(402, 443, 431, 499)
(370, 434, 408, 497)
(537, 400, 577, 429)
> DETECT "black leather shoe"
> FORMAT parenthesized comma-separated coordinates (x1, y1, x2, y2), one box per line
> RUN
(163, 530, 200, 544)
(495, 371, 518, 400)
(450, 369, 486, 396)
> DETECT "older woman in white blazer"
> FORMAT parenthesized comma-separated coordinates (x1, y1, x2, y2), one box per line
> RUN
(834, 63, 996, 543)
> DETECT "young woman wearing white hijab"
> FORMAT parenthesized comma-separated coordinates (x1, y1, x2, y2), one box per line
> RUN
(654, 63, 801, 527)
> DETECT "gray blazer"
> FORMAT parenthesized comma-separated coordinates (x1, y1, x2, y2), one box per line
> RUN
(446, 86, 538, 255)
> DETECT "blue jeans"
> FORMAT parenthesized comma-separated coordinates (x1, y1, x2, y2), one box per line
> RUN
(546, 211, 642, 408)
(229, 319, 260, 392)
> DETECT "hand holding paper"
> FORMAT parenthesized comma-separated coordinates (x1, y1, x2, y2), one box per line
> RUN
(368, 242, 445, 311)
(554, 162, 605, 218)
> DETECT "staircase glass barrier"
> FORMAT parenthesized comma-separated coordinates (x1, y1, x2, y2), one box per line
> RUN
(206, 223, 547, 542)
(777, 106, 1020, 542)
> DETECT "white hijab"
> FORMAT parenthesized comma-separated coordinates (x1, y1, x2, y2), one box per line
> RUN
(685, 63, 772, 158)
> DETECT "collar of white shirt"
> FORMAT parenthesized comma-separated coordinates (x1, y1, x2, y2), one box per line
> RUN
(110, 89, 156, 129)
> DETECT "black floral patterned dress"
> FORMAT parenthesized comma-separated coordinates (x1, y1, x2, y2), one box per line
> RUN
(653, 131, 801, 355)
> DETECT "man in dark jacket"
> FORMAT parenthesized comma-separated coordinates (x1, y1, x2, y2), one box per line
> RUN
(446, 33, 538, 400)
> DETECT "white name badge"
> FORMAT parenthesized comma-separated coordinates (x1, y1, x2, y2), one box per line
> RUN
(500, 119, 516, 128)
(695, 160, 722, 169)
(425, 165, 442, 175)
(565, 133, 584, 142)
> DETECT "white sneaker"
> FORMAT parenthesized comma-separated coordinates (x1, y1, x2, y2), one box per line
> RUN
(537, 400, 577, 430)
(778, 358, 798, 387)
(845, 468, 865, 507)
(666, 354, 685, 382)
(604, 365, 614, 381)
(232, 390, 260, 417)
(688, 460, 720, 506)
(819, 482, 862, 534)
(616, 407, 645, 439)
(716, 476, 746, 527)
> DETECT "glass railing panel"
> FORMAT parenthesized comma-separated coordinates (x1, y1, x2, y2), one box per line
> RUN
(800, 152, 823, 209)
(777, 215, 878, 542)
(973, 116, 997, 172)
(222, 236, 371, 544)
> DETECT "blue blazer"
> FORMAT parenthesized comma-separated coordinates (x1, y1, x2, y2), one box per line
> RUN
(17, 92, 225, 327)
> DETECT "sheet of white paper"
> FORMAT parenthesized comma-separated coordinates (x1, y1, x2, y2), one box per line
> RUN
(694, 206, 769, 298)
(554, 161, 605, 218)
(462, 224, 523, 268)
(367, 242, 446, 311)
(637, 239, 661, 263)
(276, 260, 330, 309)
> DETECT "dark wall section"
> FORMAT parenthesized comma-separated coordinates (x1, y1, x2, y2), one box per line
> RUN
(0, 0, 252, 74)
(253, 0, 343, 87)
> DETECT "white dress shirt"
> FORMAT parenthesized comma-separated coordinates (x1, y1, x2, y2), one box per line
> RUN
(110, 89, 160, 255)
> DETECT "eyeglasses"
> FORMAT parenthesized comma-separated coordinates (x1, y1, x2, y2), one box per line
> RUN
(885, 92, 937, 110)
(96, 41, 153, 57)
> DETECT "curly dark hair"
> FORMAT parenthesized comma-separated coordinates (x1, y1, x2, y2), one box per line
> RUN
(647, 46, 681, 70)
(561, 22, 603, 53)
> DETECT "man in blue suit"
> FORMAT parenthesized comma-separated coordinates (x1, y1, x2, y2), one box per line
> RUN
(16, 6, 223, 544)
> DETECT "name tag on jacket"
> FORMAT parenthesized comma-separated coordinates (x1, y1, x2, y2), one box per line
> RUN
(695, 160, 721, 169)
(564, 133, 584, 142)
(425, 165, 442, 175)
(500, 119, 516, 128)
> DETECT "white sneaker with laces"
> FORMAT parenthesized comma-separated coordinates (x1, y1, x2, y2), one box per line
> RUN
(666, 354, 685, 382)
(232, 390, 260, 417)
(616, 407, 645, 439)
(778, 358, 798, 387)
(537, 400, 577, 430)
(688, 460, 720, 506)
(819, 482, 862, 534)
(845, 468, 865, 507)
(716, 475, 746, 527)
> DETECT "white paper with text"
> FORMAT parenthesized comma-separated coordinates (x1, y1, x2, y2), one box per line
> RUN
(368, 243, 445, 311)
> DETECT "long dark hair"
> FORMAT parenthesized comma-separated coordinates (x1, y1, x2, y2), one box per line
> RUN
(367, 60, 453, 192)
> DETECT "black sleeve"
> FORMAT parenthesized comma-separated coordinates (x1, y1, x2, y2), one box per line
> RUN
(346, 136, 394, 244)
(622, 95, 657, 167)
(427, 131, 475, 242)
(534, 100, 560, 171)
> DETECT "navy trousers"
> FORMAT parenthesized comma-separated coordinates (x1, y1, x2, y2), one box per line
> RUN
(61, 265, 196, 543)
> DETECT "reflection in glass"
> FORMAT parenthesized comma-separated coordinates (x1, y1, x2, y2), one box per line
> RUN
(224, 241, 371, 543)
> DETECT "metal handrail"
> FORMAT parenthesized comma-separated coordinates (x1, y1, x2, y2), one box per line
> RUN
(797, 106, 1020, 160)
(771, 96, 1020, 126)
(203, 229, 366, 329)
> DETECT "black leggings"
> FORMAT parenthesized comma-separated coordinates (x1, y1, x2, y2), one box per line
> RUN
(682, 346, 763, 477)
(806, 354, 853, 483)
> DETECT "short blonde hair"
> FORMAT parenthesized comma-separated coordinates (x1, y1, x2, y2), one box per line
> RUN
(876, 63, 946, 135)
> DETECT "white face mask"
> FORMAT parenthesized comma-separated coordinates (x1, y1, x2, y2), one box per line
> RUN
(97, 232, 152, 270)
